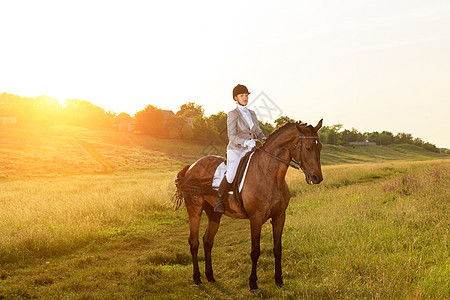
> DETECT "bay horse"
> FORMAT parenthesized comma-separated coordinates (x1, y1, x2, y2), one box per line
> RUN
(172, 120, 323, 291)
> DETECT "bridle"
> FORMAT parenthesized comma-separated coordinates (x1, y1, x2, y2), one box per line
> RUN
(257, 129, 320, 184)
(258, 135, 319, 170)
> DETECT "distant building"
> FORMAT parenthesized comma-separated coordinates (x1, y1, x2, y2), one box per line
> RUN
(161, 110, 175, 124)
(0, 116, 17, 125)
(185, 117, 193, 127)
(349, 141, 376, 146)
(114, 119, 136, 132)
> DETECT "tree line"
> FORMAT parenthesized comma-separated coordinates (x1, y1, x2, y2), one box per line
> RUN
(0, 92, 445, 153)
(317, 124, 441, 153)
(0, 93, 115, 128)
(271, 116, 442, 153)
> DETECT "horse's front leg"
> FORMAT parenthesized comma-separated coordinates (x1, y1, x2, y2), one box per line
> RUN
(203, 203, 222, 282)
(186, 197, 203, 285)
(272, 212, 286, 287)
(249, 219, 263, 291)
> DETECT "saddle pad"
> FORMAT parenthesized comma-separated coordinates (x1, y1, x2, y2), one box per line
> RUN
(212, 152, 255, 193)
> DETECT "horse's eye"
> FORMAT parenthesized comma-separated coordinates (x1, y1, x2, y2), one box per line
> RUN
(306, 147, 312, 151)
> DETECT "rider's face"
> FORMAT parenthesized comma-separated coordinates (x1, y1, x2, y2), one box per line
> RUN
(234, 93, 249, 106)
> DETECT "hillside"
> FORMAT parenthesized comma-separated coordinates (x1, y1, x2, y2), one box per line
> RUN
(0, 125, 447, 178)
(320, 143, 446, 165)
(0, 125, 207, 178)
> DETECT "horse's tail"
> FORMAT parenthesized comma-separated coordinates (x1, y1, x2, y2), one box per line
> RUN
(171, 163, 217, 211)
(171, 164, 191, 211)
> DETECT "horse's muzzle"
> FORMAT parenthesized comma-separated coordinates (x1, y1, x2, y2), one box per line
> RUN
(304, 173, 323, 185)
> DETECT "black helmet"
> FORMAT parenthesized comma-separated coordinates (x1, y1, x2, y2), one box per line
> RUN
(232, 84, 251, 99)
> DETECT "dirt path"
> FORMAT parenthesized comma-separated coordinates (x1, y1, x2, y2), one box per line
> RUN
(71, 137, 116, 173)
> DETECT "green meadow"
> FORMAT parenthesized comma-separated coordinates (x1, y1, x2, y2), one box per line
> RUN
(0, 125, 448, 299)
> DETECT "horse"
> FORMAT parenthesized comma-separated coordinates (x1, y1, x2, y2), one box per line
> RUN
(171, 119, 323, 291)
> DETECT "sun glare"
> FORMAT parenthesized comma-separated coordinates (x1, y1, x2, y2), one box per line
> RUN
(0, 1, 449, 147)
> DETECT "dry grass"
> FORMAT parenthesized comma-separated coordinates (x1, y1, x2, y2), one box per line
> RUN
(0, 124, 209, 178)
(0, 160, 448, 299)
(0, 125, 448, 299)
(0, 171, 176, 264)
(281, 161, 449, 298)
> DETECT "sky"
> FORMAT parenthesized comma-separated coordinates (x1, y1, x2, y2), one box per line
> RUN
(1, 0, 449, 148)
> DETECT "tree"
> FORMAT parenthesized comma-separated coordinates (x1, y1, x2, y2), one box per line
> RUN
(191, 116, 217, 142)
(63, 99, 115, 128)
(422, 142, 439, 153)
(173, 102, 221, 142)
(207, 111, 227, 135)
(274, 116, 295, 127)
(31, 95, 63, 125)
(134, 104, 165, 136)
(167, 115, 186, 139)
(176, 102, 204, 119)
(350, 128, 366, 143)
(367, 131, 380, 144)
(115, 112, 134, 123)
(172, 102, 202, 140)
(0, 93, 16, 116)
(259, 121, 275, 138)
(395, 132, 413, 144)
(341, 129, 351, 145)
(318, 126, 329, 144)
(207, 111, 228, 144)
(181, 122, 194, 140)
(379, 131, 395, 145)
(319, 124, 343, 145)
(413, 137, 424, 147)
(0, 93, 63, 125)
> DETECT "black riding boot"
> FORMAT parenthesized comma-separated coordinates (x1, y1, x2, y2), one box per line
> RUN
(214, 177, 232, 214)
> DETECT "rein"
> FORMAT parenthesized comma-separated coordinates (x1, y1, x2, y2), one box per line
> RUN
(257, 135, 319, 171)
(258, 147, 300, 169)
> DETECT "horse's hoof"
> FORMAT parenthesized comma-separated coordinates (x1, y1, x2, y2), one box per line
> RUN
(250, 288, 261, 293)
(207, 277, 216, 283)
(194, 280, 203, 286)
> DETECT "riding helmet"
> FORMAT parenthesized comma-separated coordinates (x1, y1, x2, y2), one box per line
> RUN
(233, 84, 251, 99)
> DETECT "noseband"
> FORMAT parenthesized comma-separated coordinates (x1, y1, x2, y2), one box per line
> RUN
(258, 134, 319, 183)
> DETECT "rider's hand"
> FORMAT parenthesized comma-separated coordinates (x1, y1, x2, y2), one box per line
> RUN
(244, 139, 256, 150)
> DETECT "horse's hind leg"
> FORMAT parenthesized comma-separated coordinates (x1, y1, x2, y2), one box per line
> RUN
(186, 196, 203, 285)
(203, 202, 222, 282)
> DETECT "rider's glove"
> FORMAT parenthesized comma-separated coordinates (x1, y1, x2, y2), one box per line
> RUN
(244, 139, 256, 150)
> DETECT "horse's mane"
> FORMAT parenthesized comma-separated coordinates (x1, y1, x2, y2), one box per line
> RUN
(262, 121, 316, 148)
(263, 122, 296, 145)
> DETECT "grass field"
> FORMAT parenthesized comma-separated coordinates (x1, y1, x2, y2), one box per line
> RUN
(0, 125, 449, 299)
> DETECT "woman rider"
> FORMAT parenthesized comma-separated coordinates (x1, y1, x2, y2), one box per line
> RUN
(214, 84, 266, 214)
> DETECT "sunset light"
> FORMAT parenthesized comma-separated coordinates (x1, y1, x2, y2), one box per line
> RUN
(1, 1, 449, 147)
(1, 2, 449, 297)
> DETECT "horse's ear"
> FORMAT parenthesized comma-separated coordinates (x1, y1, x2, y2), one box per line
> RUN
(315, 119, 323, 132)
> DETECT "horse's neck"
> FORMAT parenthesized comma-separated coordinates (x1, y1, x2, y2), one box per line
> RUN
(260, 130, 298, 177)
(263, 129, 298, 161)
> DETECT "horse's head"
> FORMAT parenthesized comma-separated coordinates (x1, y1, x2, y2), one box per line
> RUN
(293, 119, 323, 184)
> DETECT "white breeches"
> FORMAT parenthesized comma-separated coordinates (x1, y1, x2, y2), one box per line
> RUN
(225, 149, 249, 183)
